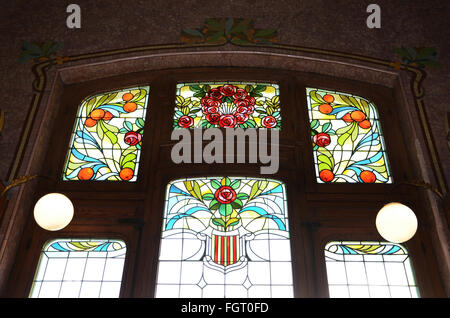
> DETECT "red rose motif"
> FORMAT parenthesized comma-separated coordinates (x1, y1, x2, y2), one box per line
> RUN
(209, 88, 222, 100)
(214, 186, 237, 204)
(220, 84, 236, 97)
(245, 105, 255, 114)
(233, 88, 248, 100)
(233, 111, 249, 124)
(206, 112, 221, 125)
(313, 132, 331, 147)
(124, 131, 142, 146)
(236, 105, 249, 114)
(178, 115, 194, 128)
(204, 106, 219, 114)
(234, 99, 249, 108)
(262, 115, 277, 128)
(218, 114, 237, 128)
(244, 95, 256, 106)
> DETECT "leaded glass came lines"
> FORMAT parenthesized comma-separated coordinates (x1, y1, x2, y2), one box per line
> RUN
(30, 239, 126, 298)
(174, 82, 281, 129)
(156, 177, 293, 298)
(324, 241, 419, 298)
(63, 86, 150, 181)
(306, 88, 392, 183)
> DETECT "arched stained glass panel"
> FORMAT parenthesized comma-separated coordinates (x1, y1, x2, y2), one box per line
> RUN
(306, 88, 392, 183)
(174, 82, 281, 129)
(63, 86, 150, 181)
(30, 239, 126, 298)
(324, 241, 419, 298)
(156, 177, 293, 298)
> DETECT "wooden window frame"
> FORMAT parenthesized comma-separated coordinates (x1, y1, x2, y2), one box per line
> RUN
(5, 67, 446, 297)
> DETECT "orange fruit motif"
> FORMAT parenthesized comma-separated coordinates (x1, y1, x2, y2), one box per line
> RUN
(90, 109, 105, 120)
(319, 169, 334, 182)
(119, 168, 134, 181)
(122, 93, 134, 101)
(360, 170, 376, 183)
(358, 119, 371, 129)
(323, 94, 334, 104)
(318, 103, 333, 114)
(84, 118, 97, 127)
(103, 111, 114, 121)
(350, 110, 366, 122)
(123, 102, 137, 113)
(342, 113, 353, 123)
(78, 167, 94, 180)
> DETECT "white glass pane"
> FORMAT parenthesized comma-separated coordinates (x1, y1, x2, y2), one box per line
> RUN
(59, 282, 82, 298)
(328, 285, 349, 298)
(272, 285, 294, 298)
(179, 284, 202, 298)
(102, 258, 125, 281)
(79, 282, 101, 298)
(38, 282, 61, 298)
(30, 239, 126, 298)
(270, 262, 293, 285)
(326, 262, 347, 284)
(156, 284, 180, 298)
(365, 262, 387, 285)
(248, 262, 271, 284)
(369, 285, 391, 298)
(349, 285, 370, 298)
(248, 285, 271, 298)
(99, 282, 122, 298)
(63, 258, 86, 281)
(157, 261, 181, 284)
(83, 258, 106, 281)
(385, 262, 408, 286)
(390, 286, 412, 298)
(345, 262, 367, 285)
(43, 258, 67, 281)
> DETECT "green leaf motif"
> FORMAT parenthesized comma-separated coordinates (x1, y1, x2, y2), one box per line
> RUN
(202, 193, 215, 201)
(212, 218, 226, 227)
(219, 203, 233, 216)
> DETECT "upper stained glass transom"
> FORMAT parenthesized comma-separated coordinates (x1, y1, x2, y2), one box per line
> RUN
(174, 82, 281, 129)
(306, 87, 392, 184)
(63, 86, 150, 182)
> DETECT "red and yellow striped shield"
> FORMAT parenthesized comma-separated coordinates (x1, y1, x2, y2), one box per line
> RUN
(211, 234, 240, 266)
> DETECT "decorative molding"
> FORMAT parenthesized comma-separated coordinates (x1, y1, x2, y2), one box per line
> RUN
(0, 175, 37, 199)
(181, 18, 277, 45)
(10, 19, 447, 198)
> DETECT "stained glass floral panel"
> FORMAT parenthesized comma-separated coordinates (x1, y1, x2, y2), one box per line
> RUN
(63, 86, 150, 181)
(156, 177, 293, 298)
(324, 241, 419, 298)
(173, 82, 281, 129)
(30, 239, 126, 298)
(306, 88, 392, 183)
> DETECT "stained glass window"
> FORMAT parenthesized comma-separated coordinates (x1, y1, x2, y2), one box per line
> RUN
(306, 88, 392, 183)
(324, 241, 419, 298)
(173, 82, 281, 129)
(156, 177, 293, 298)
(63, 86, 150, 181)
(30, 239, 126, 298)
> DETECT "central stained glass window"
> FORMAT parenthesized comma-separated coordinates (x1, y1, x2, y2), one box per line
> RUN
(156, 177, 293, 298)
(173, 82, 281, 129)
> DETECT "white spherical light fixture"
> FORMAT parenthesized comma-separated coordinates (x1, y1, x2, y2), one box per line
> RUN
(376, 202, 418, 243)
(33, 193, 74, 231)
